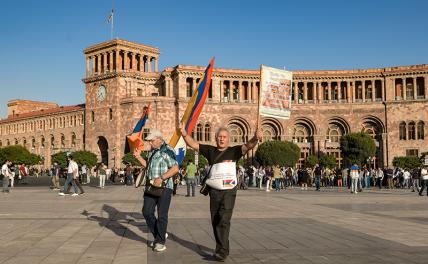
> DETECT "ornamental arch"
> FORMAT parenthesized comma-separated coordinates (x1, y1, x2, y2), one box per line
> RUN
(226, 117, 250, 144)
(293, 118, 317, 168)
(360, 115, 385, 168)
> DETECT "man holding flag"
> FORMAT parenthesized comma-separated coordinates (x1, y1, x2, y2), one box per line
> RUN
(180, 123, 262, 261)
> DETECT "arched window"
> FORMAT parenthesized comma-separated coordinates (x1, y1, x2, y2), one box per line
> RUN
(293, 125, 308, 143)
(6, 139, 10, 146)
(50, 135, 55, 148)
(41, 137, 45, 148)
(417, 121, 424, 140)
(229, 124, 245, 143)
(196, 123, 203, 141)
(0, 140, 2, 147)
(22, 138, 27, 147)
(327, 124, 342, 142)
(399, 122, 406, 140)
(408, 121, 416, 140)
(204, 124, 211, 142)
(15, 139, 18, 145)
(91, 111, 95, 123)
(186, 78, 193, 98)
(31, 138, 35, 149)
(71, 133, 76, 147)
(109, 108, 113, 121)
(61, 134, 65, 147)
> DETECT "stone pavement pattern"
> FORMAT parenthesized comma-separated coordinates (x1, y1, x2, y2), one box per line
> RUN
(1, 180, 428, 264)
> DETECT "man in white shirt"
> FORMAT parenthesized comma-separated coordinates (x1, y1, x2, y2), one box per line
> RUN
(59, 155, 79, 196)
(2, 160, 12, 193)
(418, 166, 428, 196)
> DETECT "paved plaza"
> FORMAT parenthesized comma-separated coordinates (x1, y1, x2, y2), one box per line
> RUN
(1, 179, 428, 264)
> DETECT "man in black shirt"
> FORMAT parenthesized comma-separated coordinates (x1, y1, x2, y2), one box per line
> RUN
(180, 123, 262, 262)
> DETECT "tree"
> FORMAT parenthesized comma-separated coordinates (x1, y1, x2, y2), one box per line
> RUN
(306, 155, 319, 168)
(0, 145, 42, 165)
(319, 154, 337, 169)
(52, 151, 97, 168)
(255, 140, 300, 167)
(340, 132, 376, 167)
(392, 156, 422, 169)
(182, 149, 208, 169)
(122, 151, 149, 166)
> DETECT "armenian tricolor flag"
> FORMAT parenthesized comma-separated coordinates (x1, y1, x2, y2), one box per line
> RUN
(124, 104, 151, 154)
(169, 57, 215, 164)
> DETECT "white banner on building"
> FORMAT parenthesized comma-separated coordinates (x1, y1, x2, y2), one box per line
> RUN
(259, 65, 292, 119)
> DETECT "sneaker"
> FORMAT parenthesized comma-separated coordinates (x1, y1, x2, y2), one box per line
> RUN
(71, 193, 79, 197)
(154, 243, 166, 252)
(58, 192, 65, 196)
(213, 253, 227, 262)
(150, 241, 155, 248)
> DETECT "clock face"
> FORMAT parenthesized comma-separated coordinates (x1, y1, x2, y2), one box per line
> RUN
(97, 85, 107, 102)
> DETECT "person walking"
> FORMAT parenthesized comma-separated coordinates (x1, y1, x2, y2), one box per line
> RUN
(59, 155, 79, 196)
(257, 166, 265, 189)
(2, 160, 12, 193)
(98, 163, 107, 188)
(350, 164, 360, 194)
(185, 161, 197, 197)
(376, 167, 384, 189)
(52, 162, 61, 190)
(133, 129, 179, 253)
(180, 123, 261, 262)
(418, 166, 428, 196)
(273, 165, 282, 192)
(313, 164, 323, 191)
(411, 167, 420, 193)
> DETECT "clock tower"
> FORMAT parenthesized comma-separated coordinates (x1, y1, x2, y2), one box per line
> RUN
(82, 39, 161, 166)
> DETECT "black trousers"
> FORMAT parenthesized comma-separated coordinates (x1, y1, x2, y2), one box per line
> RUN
(419, 179, 428, 195)
(66, 179, 84, 194)
(209, 187, 237, 257)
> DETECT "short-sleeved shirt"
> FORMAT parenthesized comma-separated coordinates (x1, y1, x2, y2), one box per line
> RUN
(186, 163, 197, 179)
(146, 143, 178, 189)
(68, 161, 78, 175)
(199, 144, 243, 190)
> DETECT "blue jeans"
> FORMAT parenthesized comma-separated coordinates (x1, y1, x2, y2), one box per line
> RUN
(186, 178, 196, 196)
(63, 173, 78, 194)
(315, 175, 321, 190)
(275, 179, 281, 191)
(143, 188, 172, 245)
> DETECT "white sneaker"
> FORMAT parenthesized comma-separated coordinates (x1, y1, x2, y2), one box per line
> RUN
(71, 193, 79, 197)
(58, 192, 65, 196)
(154, 243, 166, 252)
(150, 233, 168, 248)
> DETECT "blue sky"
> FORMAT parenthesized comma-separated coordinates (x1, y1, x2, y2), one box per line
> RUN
(1, 0, 427, 118)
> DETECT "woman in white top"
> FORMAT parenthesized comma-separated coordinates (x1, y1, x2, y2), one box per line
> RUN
(418, 166, 428, 196)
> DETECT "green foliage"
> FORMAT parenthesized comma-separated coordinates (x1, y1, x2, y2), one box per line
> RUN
(392, 156, 422, 169)
(122, 152, 148, 166)
(73, 151, 97, 168)
(340, 132, 376, 167)
(306, 155, 319, 168)
(182, 148, 208, 169)
(255, 140, 300, 167)
(51, 152, 68, 168)
(0, 145, 42, 165)
(52, 151, 97, 168)
(319, 154, 337, 169)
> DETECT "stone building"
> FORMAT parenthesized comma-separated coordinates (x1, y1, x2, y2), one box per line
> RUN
(0, 38, 427, 168)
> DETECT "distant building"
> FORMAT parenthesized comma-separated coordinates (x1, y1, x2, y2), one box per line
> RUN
(0, 39, 427, 168)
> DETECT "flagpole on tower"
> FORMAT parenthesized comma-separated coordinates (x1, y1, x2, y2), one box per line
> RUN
(108, 0, 115, 40)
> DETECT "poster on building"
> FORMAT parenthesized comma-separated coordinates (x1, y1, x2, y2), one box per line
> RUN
(259, 65, 292, 119)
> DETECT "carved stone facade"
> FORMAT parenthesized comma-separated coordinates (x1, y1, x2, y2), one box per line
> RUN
(0, 38, 427, 168)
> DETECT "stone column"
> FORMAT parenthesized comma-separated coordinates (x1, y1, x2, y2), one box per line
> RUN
(312, 82, 317, 103)
(228, 81, 232, 102)
(219, 81, 223, 102)
(109, 51, 113, 72)
(327, 82, 332, 102)
(317, 82, 322, 103)
(147, 57, 152, 73)
(97, 54, 101, 74)
(382, 133, 388, 167)
(352, 81, 356, 102)
(361, 80, 365, 102)
(372, 80, 376, 102)
(413, 77, 417, 99)
(131, 52, 136, 70)
(247, 82, 252, 102)
(115, 50, 120, 72)
(138, 55, 143, 72)
(192, 78, 197, 96)
(303, 82, 307, 103)
(294, 82, 298, 104)
(381, 79, 385, 101)
(337, 81, 341, 102)
(102, 52, 107, 73)
(91, 55, 96, 75)
(402, 78, 407, 100)
(154, 58, 158, 72)
(425, 75, 428, 99)
(238, 81, 243, 101)
(123, 51, 128, 71)
(86, 56, 90, 77)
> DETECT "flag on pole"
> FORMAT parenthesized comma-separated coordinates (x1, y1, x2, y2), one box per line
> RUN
(107, 9, 114, 23)
(124, 104, 151, 154)
(169, 57, 215, 165)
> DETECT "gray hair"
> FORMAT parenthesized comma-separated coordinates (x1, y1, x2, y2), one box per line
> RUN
(215, 126, 230, 138)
